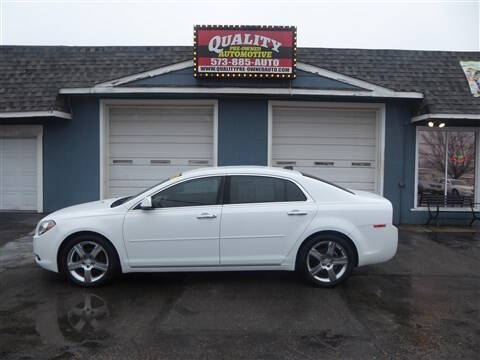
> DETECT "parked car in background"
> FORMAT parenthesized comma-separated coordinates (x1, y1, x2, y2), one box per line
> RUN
(33, 167, 398, 288)
(446, 178, 474, 197)
(418, 178, 444, 194)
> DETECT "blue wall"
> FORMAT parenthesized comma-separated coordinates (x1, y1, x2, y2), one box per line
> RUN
(9, 93, 475, 224)
(43, 97, 100, 211)
(383, 101, 412, 224)
(41, 96, 269, 211)
(125, 68, 364, 91)
(217, 98, 268, 166)
(34, 95, 427, 223)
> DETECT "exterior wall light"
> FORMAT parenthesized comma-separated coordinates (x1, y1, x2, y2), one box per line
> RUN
(427, 120, 446, 128)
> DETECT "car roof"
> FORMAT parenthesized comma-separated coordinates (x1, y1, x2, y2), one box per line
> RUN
(180, 166, 303, 178)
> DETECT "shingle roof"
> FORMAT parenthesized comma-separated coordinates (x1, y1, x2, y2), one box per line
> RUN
(0, 45, 478, 115)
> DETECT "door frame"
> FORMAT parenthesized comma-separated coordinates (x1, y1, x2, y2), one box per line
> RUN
(0, 125, 43, 212)
(99, 99, 219, 199)
(267, 101, 386, 195)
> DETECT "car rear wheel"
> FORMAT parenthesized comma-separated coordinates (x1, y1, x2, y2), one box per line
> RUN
(59, 235, 119, 287)
(298, 234, 355, 287)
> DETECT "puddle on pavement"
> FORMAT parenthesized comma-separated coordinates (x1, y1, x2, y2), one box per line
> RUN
(55, 293, 110, 344)
(0, 236, 35, 273)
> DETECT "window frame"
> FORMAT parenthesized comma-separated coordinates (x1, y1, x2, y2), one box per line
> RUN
(223, 174, 310, 206)
(414, 126, 480, 211)
(133, 175, 225, 210)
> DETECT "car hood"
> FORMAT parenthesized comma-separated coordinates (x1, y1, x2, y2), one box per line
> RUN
(45, 198, 121, 221)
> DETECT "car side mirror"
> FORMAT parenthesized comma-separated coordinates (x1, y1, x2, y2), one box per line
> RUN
(140, 196, 153, 210)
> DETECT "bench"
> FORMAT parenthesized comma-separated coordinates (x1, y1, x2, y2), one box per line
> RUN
(418, 193, 479, 226)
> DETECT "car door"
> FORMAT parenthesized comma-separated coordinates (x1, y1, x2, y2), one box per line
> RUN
(220, 175, 316, 265)
(123, 176, 224, 267)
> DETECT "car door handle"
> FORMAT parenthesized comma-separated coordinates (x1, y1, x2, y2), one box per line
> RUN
(197, 213, 217, 219)
(287, 210, 308, 216)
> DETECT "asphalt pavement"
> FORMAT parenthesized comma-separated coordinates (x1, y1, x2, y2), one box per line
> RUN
(0, 213, 479, 359)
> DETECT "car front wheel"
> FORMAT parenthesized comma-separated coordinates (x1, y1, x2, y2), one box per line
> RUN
(298, 234, 355, 287)
(59, 235, 119, 287)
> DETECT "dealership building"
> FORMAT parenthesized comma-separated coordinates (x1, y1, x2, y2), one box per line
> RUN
(0, 36, 479, 224)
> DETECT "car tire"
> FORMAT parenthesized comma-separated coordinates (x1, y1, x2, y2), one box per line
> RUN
(59, 234, 120, 287)
(297, 234, 355, 288)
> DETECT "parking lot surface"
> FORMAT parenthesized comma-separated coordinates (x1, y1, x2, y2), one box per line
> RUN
(0, 214, 479, 359)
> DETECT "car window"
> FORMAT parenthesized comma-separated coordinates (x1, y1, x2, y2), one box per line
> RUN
(227, 176, 306, 204)
(301, 172, 355, 195)
(151, 176, 222, 208)
(111, 179, 171, 208)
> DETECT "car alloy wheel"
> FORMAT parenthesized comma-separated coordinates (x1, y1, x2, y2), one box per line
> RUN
(60, 235, 119, 287)
(299, 235, 354, 287)
(67, 241, 109, 285)
(307, 241, 349, 283)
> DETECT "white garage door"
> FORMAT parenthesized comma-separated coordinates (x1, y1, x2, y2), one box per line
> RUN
(107, 105, 215, 198)
(272, 106, 379, 193)
(0, 138, 38, 210)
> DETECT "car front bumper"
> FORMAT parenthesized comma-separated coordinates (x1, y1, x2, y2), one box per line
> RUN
(33, 229, 60, 273)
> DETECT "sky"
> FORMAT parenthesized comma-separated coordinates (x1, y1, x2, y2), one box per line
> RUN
(0, 0, 478, 51)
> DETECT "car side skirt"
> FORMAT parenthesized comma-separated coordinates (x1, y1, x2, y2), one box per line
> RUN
(124, 264, 295, 273)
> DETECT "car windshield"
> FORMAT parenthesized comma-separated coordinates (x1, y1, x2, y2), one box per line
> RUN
(110, 178, 171, 208)
(301, 173, 355, 194)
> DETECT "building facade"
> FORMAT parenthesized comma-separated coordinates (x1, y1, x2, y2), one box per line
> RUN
(0, 46, 479, 224)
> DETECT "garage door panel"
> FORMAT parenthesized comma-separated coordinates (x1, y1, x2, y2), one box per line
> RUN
(110, 106, 213, 119)
(0, 137, 37, 210)
(273, 159, 376, 168)
(274, 124, 375, 139)
(3, 174, 36, 189)
(3, 191, 36, 210)
(109, 163, 212, 180)
(110, 135, 213, 144)
(110, 121, 213, 137)
(273, 109, 376, 122)
(110, 142, 213, 158)
(273, 136, 376, 146)
(272, 106, 379, 194)
(273, 144, 376, 160)
(107, 105, 214, 197)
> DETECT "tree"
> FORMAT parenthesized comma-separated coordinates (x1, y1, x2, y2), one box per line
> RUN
(419, 131, 475, 180)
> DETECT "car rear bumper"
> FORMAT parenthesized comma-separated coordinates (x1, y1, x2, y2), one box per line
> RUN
(357, 224, 398, 266)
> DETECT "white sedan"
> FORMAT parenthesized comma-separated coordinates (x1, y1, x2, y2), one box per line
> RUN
(33, 166, 397, 287)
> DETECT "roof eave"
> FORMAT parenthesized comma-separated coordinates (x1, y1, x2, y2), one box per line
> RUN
(59, 86, 423, 99)
(411, 113, 480, 122)
(0, 110, 72, 119)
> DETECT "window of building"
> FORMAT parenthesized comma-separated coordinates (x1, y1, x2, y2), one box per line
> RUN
(152, 176, 222, 208)
(227, 176, 307, 204)
(416, 129, 476, 207)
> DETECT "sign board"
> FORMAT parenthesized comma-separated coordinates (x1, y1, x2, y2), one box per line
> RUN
(460, 61, 480, 97)
(193, 25, 297, 79)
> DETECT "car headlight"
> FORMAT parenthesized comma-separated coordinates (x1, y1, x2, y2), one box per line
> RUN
(37, 220, 56, 236)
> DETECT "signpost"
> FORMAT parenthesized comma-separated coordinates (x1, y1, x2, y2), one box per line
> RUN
(193, 25, 297, 79)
